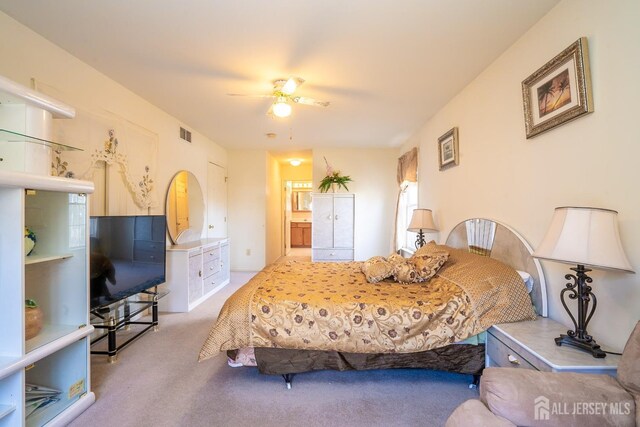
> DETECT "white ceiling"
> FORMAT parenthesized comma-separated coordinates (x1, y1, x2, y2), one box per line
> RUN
(0, 1, 559, 157)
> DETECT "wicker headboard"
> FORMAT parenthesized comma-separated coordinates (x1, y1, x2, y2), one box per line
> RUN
(445, 218, 547, 317)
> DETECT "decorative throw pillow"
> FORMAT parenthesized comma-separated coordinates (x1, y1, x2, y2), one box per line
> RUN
(392, 259, 420, 284)
(361, 256, 393, 283)
(387, 253, 405, 268)
(413, 241, 449, 258)
(362, 256, 386, 266)
(410, 252, 449, 282)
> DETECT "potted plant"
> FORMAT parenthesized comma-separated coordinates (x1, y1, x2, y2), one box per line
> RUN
(318, 157, 352, 193)
(25, 298, 43, 340)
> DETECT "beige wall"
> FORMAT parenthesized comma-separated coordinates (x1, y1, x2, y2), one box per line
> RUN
(265, 153, 282, 265)
(400, 0, 640, 349)
(280, 162, 313, 182)
(313, 148, 397, 260)
(0, 12, 227, 225)
(229, 148, 396, 270)
(227, 150, 267, 271)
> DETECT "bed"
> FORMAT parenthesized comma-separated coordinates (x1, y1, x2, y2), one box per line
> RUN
(199, 218, 547, 388)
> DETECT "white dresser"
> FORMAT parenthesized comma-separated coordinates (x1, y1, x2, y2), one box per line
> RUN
(159, 238, 230, 312)
(311, 193, 354, 262)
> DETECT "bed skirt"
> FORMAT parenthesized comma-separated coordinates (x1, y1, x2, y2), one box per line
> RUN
(235, 344, 485, 376)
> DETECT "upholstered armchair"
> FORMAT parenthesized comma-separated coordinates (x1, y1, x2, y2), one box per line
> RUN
(446, 322, 640, 427)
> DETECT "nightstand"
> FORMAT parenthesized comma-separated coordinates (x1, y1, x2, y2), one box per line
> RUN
(486, 317, 621, 376)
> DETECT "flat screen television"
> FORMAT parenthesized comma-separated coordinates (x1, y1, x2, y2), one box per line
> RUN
(89, 215, 166, 310)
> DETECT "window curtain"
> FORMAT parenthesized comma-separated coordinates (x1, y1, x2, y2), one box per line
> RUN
(393, 147, 418, 252)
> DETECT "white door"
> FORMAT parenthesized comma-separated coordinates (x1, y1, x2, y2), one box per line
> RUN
(333, 195, 354, 248)
(312, 194, 333, 248)
(207, 162, 227, 238)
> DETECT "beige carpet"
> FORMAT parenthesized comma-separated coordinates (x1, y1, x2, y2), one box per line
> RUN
(274, 255, 311, 263)
(286, 248, 311, 257)
(70, 271, 478, 427)
(277, 248, 311, 263)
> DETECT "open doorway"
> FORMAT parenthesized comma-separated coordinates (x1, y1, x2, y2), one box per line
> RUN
(273, 152, 312, 257)
(285, 180, 312, 256)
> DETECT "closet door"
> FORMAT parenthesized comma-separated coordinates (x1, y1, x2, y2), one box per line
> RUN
(207, 162, 227, 238)
(333, 195, 354, 248)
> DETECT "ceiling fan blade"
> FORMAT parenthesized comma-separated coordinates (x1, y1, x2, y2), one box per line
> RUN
(293, 96, 330, 107)
(227, 93, 275, 98)
(279, 77, 305, 95)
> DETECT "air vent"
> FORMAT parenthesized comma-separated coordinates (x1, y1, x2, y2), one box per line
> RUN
(180, 127, 192, 142)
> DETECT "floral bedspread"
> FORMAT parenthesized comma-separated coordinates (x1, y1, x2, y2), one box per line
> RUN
(199, 247, 536, 361)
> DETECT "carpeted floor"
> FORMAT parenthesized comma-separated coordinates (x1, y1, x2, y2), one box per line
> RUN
(70, 271, 478, 427)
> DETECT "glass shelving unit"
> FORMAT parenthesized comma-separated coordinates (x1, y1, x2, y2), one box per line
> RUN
(25, 341, 88, 427)
(0, 129, 82, 176)
(0, 172, 95, 427)
(0, 129, 82, 152)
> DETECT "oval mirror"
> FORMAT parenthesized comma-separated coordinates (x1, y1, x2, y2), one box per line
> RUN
(165, 170, 204, 244)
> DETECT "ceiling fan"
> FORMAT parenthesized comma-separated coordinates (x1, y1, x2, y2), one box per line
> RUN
(228, 77, 330, 118)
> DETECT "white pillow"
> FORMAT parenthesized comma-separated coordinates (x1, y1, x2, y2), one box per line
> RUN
(517, 270, 534, 294)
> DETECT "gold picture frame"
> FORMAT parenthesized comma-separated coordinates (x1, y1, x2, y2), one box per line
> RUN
(438, 127, 458, 170)
(522, 37, 594, 139)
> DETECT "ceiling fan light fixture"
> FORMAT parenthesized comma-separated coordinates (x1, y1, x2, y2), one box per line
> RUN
(281, 78, 299, 95)
(272, 98, 292, 118)
(289, 159, 302, 167)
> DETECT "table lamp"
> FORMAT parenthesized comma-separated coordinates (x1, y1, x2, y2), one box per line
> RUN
(407, 209, 438, 249)
(533, 207, 634, 358)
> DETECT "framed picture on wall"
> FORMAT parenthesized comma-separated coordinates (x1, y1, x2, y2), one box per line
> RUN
(522, 37, 594, 139)
(438, 127, 459, 170)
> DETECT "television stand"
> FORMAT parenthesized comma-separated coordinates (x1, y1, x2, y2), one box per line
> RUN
(90, 288, 166, 362)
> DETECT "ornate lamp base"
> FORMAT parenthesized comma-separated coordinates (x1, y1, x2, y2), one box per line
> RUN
(555, 334, 606, 358)
(556, 264, 607, 358)
(414, 230, 426, 249)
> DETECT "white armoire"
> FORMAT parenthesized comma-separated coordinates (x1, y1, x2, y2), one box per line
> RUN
(311, 193, 354, 262)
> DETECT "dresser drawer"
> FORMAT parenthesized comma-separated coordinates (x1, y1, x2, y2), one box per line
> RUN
(203, 273, 220, 294)
(486, 320, 621, 375)
(203, 245, 220, 259)
(203, 259, 221, 278)
(486, 333, 537, 371)
(312, 248, 354, 261)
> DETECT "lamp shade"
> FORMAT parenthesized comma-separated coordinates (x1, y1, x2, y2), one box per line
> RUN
(533, 206, 634, 273)
(408, 209, 438, 232)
